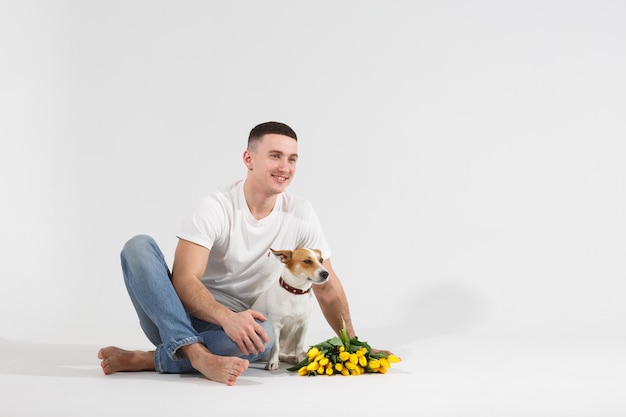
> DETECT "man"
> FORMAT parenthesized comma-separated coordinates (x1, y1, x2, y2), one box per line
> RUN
(99, 121, 382, 385)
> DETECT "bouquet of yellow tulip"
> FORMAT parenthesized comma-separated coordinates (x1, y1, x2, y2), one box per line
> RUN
(287, 321, 401, 376)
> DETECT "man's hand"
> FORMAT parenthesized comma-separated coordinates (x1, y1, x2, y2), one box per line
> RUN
(222, 310, 270, 356)
(372, 347, 398, 358)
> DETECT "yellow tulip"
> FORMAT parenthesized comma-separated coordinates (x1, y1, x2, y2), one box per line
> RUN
(387, 354, 401, 363)
(306, 361, 319, 371)
(358, 355, 367, 367)
(307, 347, 319, 359)
(319, 357, 329, 367)
(349, 353, 358, 365)
(345, 361, 356, 370)
(368, 359, 380, 369)
(335, 363, 343, 371)
(377, 366, 388, 374)
(341, 368, 350, 376)
(339, 351, 350, 362)
(325, 366, 334, 375)
(379, 357, 390, 369)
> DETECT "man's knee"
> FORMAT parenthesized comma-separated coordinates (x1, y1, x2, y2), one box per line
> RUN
(121, 234, 156, 260)
(120, 234, 166, 285)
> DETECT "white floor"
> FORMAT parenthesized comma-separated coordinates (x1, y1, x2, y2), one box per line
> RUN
(1, 333, 624, 417)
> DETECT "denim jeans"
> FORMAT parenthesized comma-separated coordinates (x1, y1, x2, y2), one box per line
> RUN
(120, 234, 274, 373)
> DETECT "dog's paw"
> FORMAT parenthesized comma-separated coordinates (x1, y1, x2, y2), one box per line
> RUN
(280, 354, 298, 364)
(266, 360, 280, 371)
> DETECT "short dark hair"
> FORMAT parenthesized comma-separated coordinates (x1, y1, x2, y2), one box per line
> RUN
(248, 121, 297, 149)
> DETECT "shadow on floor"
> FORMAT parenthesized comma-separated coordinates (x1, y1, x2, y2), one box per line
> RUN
(0, 338, 292, 383)
(0, 338, 107, 378)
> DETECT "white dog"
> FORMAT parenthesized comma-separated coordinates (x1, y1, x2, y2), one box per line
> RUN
(252, 247, 329, 370)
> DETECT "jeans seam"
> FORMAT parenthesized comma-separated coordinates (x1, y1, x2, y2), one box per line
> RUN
(155, 346, 163, 373)
(167, 336, 205, 361)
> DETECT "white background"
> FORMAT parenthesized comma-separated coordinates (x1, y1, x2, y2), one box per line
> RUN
(1, 2, 625, 415)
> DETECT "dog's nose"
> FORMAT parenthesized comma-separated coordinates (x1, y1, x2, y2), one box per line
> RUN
(320, 270, 329, 280)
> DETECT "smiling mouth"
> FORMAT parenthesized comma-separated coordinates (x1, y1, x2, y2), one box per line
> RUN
(273, 174, 288, 182)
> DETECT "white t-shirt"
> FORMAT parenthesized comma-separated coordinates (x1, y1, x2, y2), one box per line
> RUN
(177, 180, 331, 312)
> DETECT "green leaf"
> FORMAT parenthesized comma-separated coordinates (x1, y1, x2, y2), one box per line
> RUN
(353, 339, 372, 351)
(318, 340, 336, 350)
(327, 336, 343, 347)
(286, 357, 311, 372)
(339, 318, 350, 349)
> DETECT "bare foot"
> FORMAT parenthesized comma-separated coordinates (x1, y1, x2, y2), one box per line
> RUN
(98, 346, 155, 374)
(182, 343, 249, 386)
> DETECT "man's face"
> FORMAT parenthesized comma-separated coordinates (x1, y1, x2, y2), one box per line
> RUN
(245, 134, 298, 194)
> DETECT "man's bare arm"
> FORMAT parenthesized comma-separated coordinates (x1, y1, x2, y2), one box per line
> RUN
(171, 238, 269, 355)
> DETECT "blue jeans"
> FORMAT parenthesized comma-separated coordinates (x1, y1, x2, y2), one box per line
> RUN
(120, 234, 274, 373)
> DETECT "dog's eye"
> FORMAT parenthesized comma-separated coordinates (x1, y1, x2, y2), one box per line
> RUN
(303, 259, 312, 264)
(320, 258, 324, 263)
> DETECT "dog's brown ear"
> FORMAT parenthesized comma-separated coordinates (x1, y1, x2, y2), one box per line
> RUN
(313, 249, 323, 261)
(270, 249, 292, 263)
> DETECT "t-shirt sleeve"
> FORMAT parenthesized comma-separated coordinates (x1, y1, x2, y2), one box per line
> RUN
(176, 194, 226, 249)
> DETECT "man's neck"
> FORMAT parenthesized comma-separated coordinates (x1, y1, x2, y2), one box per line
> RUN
(243, 180, 277, 220)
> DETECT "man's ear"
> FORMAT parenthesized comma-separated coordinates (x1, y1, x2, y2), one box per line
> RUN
(243, 149, 253, 170)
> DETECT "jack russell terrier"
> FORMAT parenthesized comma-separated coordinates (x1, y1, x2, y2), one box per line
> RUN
(252, 247, 329, 370)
